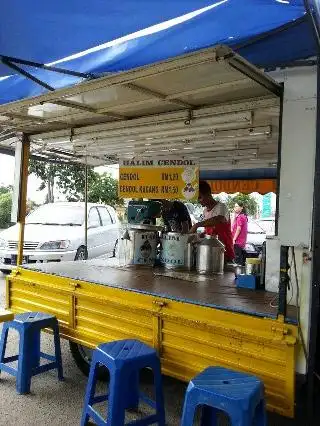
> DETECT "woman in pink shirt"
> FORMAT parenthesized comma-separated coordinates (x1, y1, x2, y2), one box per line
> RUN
(232, 202, 248, 265)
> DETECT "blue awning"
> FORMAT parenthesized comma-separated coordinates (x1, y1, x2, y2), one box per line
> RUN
(0, 0, 317, 105)
(200, 168, 277, 181)
(0, 0, 216, 77)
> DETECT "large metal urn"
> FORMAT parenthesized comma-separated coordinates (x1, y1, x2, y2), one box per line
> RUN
(196, 235, 225, 275)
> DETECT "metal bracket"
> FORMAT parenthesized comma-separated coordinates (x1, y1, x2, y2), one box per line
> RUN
(184, 110, 194, 125)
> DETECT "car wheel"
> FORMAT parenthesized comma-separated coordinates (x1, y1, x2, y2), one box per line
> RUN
(74, 246, 88, 261)
(112, 239, 119, 258)
(69, 342, 109, 381)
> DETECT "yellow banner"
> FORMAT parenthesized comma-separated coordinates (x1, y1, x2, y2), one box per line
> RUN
(119, 158, 199, 201)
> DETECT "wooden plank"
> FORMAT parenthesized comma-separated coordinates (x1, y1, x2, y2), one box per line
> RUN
(23, 262, 297, 321)
(0, 309, 14, 323)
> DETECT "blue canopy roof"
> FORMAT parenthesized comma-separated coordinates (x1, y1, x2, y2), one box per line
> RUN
(0, 0, 219, 77)
(200, 168, 277, 181)
(0, 0, 317, 105)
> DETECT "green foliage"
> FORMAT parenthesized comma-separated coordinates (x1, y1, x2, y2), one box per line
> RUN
(0, 192, 12, 229)
(0, 185, 12, 196)
(29, 160, 56, 203)
(29, 159, 123, 207)
(56, 165, 96, 202)
(88, 173, 123, 207)
(226, 193, 258, 217)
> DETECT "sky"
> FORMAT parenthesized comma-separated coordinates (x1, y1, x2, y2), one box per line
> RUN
(0, 153, 119, 204)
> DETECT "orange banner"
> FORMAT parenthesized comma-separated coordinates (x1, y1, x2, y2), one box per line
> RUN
(208, 179, 277, 195)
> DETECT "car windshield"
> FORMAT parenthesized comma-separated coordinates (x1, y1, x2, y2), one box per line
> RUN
(248, 220, 265, 234)
(185, 203, 195, 214)
(26, 204, 84, 226)
(257, 219, 275, 235)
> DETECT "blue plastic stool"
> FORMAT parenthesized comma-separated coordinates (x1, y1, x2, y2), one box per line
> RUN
(181, 367, 266, 426)
(81, 339, 166, 426)
(0, 312, 64, 394)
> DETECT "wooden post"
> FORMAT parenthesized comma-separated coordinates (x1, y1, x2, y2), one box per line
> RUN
(84, 162, 88, 258)
(17, 134, 30, 266)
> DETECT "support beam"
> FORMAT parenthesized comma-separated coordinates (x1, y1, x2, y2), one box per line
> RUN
(17, 134, 30, 266)
(1, 59, 55, 91)
(1, 112, 46, 123)
(49, 100, 126, 120)
(84, 163, 88, 254)
(124, 82, 193, 109)
(0, 54, 94, 79)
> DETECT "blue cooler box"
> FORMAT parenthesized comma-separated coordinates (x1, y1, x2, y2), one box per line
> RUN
(236, 274, 257, 290)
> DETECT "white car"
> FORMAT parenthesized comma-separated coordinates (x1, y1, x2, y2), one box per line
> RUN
(256, 217, 275, 236)
(245, 219, 266, 256)
(0, 202, 119, 273)
(184, 202, 202, 226)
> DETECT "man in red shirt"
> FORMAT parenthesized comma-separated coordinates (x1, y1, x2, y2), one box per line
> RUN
(189, 181, 235, 262)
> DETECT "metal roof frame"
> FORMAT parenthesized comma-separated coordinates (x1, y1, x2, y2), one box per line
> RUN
(0, 45, 282, 169)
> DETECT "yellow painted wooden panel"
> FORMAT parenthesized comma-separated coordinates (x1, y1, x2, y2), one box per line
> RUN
(6, 268, 297, 418)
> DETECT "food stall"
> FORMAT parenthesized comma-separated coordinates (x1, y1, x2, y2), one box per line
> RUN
(0, 45, 314, 418)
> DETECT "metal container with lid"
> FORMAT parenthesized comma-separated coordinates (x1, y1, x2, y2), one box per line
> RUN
(121, 224, 161, 267)
(160, 232, 198, 270)
(196, 235, 225, 275)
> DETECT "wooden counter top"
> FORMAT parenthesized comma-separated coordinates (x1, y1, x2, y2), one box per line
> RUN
(23, 260, 297, 321)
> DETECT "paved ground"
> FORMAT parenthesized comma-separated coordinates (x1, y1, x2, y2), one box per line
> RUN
(0, 273, 304, 425)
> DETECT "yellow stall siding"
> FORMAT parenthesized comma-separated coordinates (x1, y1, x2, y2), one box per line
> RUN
(6, 268, 298, 418)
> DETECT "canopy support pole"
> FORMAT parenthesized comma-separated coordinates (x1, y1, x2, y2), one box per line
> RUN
(84, 160, 88, 258)
(1, 59, 55, 91)
(17, 134, 30, 266)
(303, 0, 320, 51)
(0, 54, 95, 79)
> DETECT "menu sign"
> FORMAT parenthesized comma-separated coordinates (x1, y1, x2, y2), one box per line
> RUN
(119, 157, 199, 200)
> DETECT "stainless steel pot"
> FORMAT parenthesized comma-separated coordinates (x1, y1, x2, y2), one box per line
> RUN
(160, 232, 197, 270)
(196, 235, 225, 275)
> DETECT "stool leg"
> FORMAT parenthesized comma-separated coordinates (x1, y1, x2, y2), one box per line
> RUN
(229, 408, 250, 426)
(0, 324, 9, 369)
(107, 369, 126, 426)
(180, 396, 197, 426)
(151, 360, 166, 426)
(81, 357, 99, 426)
(124, 369, 139, 410)
(254, 400, 267, 426)
(16, 329, 32, 394)
(29, 328, 41, 371)
(201, 405, 218, 426)
(52, 323, 64, 381)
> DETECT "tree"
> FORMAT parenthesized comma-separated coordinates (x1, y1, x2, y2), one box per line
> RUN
(29, 160, 57, 203)
(0, 185, 12, 196)
(29, 159, 123, 207)
(29, 160, 95, 203)
(226, 193, 259, 217)
(55, 165, 96, 202)
(0, 192, 12, 229)
(88, 173, 123, 207)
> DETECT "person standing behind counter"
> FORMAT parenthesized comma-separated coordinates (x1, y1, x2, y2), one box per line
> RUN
(189, 181, 235, 262)
(232, 202, 248, 266)
(156, 200, 192, 233)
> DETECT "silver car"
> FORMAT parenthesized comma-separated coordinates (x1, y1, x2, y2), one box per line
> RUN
(0, 202, 119, 273)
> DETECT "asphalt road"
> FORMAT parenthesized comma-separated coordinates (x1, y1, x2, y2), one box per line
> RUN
(0, 273, 298, 425)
